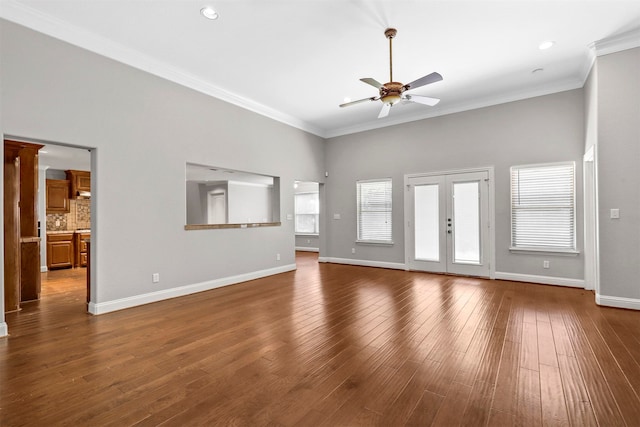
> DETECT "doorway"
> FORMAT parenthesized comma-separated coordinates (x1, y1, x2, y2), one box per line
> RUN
(3, 137, 93, 318)
(207, 191, 227, 224)
(405, 169, 493, 277)
(294, 181, 321, 254)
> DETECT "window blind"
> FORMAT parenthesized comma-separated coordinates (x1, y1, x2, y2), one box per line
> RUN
(357, 179, 392, 242)
(511, 163, 575, 250)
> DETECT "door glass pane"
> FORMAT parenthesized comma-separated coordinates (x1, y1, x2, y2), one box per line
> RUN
(414, 184, 439, 261)
(453, 181, 480, 264)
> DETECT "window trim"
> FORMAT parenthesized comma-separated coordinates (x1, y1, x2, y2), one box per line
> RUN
(510, 161, 577, 254)
(356, 178, 393, 245)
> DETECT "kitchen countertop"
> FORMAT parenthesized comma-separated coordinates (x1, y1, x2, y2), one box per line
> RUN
(47, 229, 91, 234)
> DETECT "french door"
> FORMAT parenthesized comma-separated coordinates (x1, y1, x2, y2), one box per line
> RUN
(406, 170, 491, 277)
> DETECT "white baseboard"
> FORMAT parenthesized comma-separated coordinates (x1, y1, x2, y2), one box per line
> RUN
(318, 256, 405, 270)
(41, 266, 48, 273)
(88, 263, 297, 315)
(596, 294, 640, 310)
(495, 271, 585, 288)
(0, 322, 8, 338)
(295, 247, 319, 252)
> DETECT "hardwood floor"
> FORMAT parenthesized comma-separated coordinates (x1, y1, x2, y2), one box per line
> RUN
(2, 252, 640, 426)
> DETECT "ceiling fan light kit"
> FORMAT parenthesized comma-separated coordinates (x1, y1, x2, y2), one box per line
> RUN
(340, 28, 443, 119)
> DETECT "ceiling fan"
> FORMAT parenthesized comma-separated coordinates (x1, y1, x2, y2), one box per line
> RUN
(339, 28, 443, 118)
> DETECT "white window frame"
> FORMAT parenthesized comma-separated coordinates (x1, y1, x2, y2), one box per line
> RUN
(294, 191, 319, 235)
(510, 161, 578, 254)
(356, 178, 393, 244)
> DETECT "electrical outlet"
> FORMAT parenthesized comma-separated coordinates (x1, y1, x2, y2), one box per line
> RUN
(152, 273, 160, 283)
(276, 253, 281, 261)
(351, 248, 356, 254)
(55, 219, 60, 226)
(543, 260, 549, 269)
(306, 239, 310, 243)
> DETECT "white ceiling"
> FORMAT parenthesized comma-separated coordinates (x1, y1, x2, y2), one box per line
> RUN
(2, 1, 640, 138)
(39, 143, 91, 171)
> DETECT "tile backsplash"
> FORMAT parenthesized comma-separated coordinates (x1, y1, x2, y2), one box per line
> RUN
(46, 199, 91, 231)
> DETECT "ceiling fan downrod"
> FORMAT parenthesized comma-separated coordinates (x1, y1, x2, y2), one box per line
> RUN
(385, 28, 397, 83)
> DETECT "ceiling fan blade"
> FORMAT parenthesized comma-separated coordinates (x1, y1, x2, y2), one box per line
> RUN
(403, 72, 443, 91)
(339, 96, 377, 108)
(404, 94, 440, 106)
(360, 78, 384, 89)
(378, 103, 391, 118)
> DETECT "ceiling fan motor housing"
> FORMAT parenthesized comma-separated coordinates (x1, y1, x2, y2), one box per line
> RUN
(380, 81, 404, 105)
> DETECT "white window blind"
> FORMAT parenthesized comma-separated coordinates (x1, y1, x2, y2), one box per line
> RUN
(357, 179, 392, 243)
(295, 192, 319, 234)
(511, 162, 575, 251)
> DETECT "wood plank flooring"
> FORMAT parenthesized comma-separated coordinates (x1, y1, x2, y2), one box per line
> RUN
(1, 252, 640, 426)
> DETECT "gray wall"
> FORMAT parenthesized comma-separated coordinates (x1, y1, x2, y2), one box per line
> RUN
(596, 47, 640, 300)
(0, 20, 325, 306)
(295, 235, 320, 251)
(185, 181, 203, 225)
(324, 89, 585, 279)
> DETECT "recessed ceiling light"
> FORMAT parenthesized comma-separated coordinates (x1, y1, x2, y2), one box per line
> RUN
(200, 6, 219, 20)
(539, 40, 555, 50)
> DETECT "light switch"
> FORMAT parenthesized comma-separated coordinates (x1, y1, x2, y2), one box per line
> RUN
(610, 208, 620, 219)
(286, 214, 293, 220)
(333, 213, 341, 220)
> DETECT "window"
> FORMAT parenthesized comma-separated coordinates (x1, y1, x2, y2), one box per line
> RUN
(510, 162, 576, 251)
(357, 179, 392, 243)
(295, 191, 319, 234)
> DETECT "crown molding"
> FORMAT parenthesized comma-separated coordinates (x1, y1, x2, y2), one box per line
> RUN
(324, 77, 585, 139)
(0, 1, 326, 138)
(592, 27, 640, 57)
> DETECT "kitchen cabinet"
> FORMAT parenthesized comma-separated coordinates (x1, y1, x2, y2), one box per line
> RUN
(66, 170, 90, 199)
(46, 179, 70, 213)
(47, 233, 74, 270)
(74, 231, 90, 268)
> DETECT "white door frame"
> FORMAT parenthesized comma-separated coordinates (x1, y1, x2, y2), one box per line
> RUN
(404, 166, 495, 278)
(583, 146, 600, 293)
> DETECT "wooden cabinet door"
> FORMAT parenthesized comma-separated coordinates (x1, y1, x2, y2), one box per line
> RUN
(47, 241, 73, 269)
(46, 180, 70, 213)
(77, 173, 91, 192)
(66, 170, 90, 198)
(73, 232, 90, 267)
